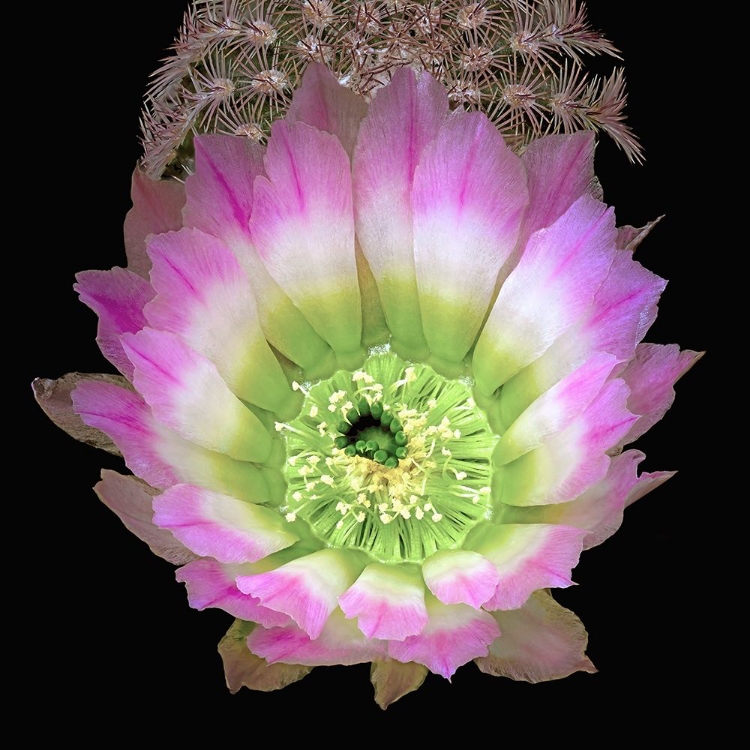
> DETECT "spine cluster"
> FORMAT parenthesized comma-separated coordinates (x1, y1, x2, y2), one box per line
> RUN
(142, 0, 641, 178)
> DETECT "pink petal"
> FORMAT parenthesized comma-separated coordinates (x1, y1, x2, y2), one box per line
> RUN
(469, 523, 587, 610)
(184, 134, 334, 374)
(175, 558, 290, 627)
(498, 379, 637, 506)
(619, 344, 703, 444)
(123, 168, 185, 278)
(247, 609, 388, 666)
(71, 379, 178, 488)
(389, 598, 500, 680)
(145, 228, 251, 335)
(500, 451, 676, 550)
(583, 251, 666, 361)
(555, 451, 645, 549)
(338, 563, 428, 641)
(94, 470, 197, 565)
(122, 328, 273, 463)
(183, 134, 263, 246)
(551, 450, 655, 549)
(153, 484, 296, 564)
(352, 67, 448, 358)
(474, 195, 617, 395)
(421, 550, 499, 609)
(71, 380, 270, 501)
(496, 351, 619, 464)
(287, 62, 368, 157)
(499, 251, 665, 425)
(476, 590, 596, 682)
(75, 268, 154, 379)
(237, 549, 363, 639)
(412, 109, 527, 363)
(520, 131, 596, 243)
(250, 120, 361, 360)
(218, 619, 312, 694)
(145, 228, 297, 416)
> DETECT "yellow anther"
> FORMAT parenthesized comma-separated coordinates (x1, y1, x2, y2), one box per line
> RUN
(285, 512, 297, 522)
(281, 356, 496, 547)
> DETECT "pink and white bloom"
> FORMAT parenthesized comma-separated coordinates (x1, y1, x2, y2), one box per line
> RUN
(34, 63, 699, 708)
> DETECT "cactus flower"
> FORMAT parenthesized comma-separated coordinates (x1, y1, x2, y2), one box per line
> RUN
(34, 61, 699, 707)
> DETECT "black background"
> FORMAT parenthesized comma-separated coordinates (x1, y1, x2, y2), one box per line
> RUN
(22, 0, 716, 735)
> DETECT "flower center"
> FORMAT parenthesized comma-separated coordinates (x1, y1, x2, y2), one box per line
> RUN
(276, 348, 498, 563)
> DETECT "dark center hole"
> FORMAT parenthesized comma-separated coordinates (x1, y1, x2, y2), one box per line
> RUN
(335, 408, 407, 467)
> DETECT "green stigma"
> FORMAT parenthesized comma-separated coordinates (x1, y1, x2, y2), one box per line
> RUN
(277, 349, 499, 564)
